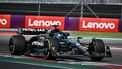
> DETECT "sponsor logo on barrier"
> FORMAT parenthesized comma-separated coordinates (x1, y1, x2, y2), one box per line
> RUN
(25, 16, 64, 30)
(28, 18, 61, 27)
(79, 18, 119, 32)
(0, 14, 10, 28)
(0, 19, 7, 25)
(82, 20, 115, 29)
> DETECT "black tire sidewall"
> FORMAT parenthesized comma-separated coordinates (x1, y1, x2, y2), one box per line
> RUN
(9, 35, 26, 55)
(94, 39, 105, 53)
(90, 39, 105, 61)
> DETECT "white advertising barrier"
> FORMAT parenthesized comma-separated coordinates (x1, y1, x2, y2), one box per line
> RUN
(79, 18, 119, 32)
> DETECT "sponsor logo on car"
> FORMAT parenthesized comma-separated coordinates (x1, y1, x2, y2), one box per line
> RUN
(32, 41, 44, 46)
(22, 28, 46, 32)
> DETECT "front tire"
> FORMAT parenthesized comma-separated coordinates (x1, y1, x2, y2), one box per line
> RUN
(89, 39, 105, 61)
(43, 39, 52, 60)
(9, 35, 26, 55)
(43, 38, 60, 60)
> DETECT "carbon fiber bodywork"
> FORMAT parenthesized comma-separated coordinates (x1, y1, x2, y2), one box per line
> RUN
(9, 28, 112, 60)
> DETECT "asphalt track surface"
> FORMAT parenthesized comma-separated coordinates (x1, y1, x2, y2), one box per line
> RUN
(0, 61, 63, 69)
(0, 34, 122, 69)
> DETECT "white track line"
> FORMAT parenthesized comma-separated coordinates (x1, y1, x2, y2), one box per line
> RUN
(110, 47, 122, 50)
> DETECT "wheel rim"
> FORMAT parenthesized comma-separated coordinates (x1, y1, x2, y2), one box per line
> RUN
(44, 39, 51, 59)
(9, 38, 15, 54)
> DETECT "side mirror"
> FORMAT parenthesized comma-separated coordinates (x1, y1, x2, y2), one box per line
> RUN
(77, 37, 83, 42)
(91, 37, 96, 43)
(92, 37, 96, 40)
(66, 33, 70, 36)
(91, 37, 96, 41)
(77, 37, 83, 39)
(63, 32, 70, 36)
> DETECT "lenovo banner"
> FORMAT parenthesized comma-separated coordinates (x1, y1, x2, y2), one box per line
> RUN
(0, 14, 10, 28)
(25, 16, 65, 30)
(79, 18, 119, 32)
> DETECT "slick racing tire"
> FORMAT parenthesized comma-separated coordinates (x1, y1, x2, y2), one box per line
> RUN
(9, 35, 26, 55)
(89, 39, 105, 61)
(44, 38, 60, 60)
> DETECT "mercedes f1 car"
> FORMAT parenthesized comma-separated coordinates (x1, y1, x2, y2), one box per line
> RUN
(9, 26, 112, 61)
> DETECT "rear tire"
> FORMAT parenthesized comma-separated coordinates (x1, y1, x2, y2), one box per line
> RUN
(9, 35, 26, 55)
(89, 39, 105, 61)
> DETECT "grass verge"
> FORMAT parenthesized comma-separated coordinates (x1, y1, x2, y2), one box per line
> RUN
(68, 31, 122, 38)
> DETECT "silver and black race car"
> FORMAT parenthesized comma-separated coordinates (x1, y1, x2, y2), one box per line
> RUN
(9, 25, 112, 61)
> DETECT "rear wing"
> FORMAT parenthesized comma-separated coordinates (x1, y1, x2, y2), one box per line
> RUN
(17, 28, 48, 35)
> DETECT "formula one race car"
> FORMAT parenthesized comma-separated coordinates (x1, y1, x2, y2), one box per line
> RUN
(9, 25, 112, 61)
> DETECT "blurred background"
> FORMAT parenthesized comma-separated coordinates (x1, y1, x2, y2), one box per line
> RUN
(0, 0, 122, 18)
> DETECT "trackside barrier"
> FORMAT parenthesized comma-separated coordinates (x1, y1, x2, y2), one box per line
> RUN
(119, 19, 122, 32)
(79, 18, 119, 32)
(65, 17, 79, 30)
(0, 14, 122, 32)
(11, 15, 25, 28)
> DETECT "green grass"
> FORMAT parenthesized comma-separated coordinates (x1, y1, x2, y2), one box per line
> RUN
(67, 31, 122, 38)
